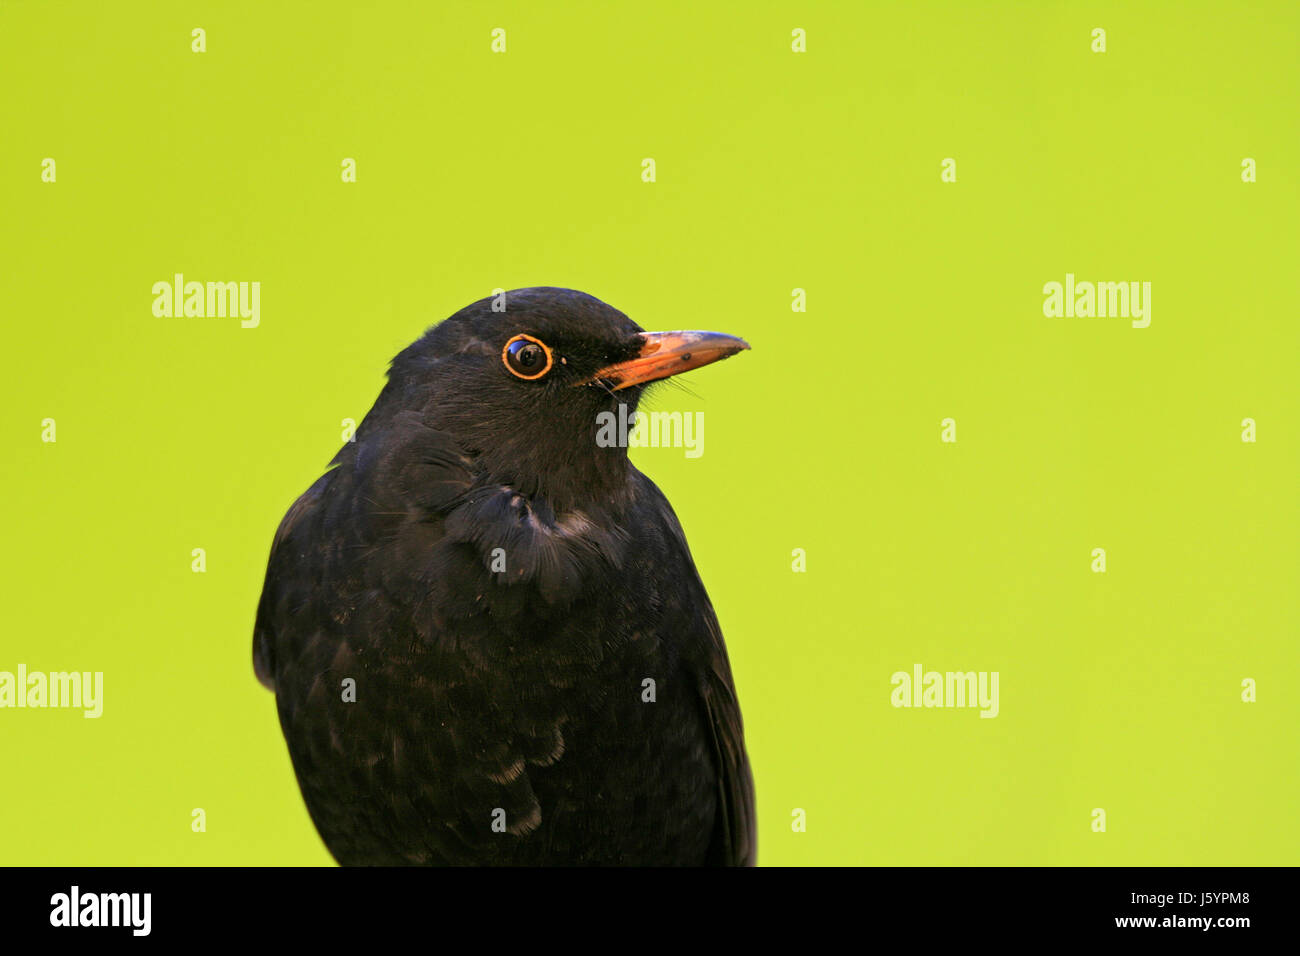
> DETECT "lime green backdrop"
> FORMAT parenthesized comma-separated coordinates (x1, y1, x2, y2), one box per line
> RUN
(1, 1, 1296, 865)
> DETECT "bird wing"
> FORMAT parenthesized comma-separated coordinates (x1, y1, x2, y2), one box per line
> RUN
(253, 467, 335, 691)
(253, 416, 592, 862)
(698, 601, 757, 866)
(633, 469, 756, 866)
(254, 408, 477, 693)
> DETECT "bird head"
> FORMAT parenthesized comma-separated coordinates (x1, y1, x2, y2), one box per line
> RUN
(367, 287, 749, 508)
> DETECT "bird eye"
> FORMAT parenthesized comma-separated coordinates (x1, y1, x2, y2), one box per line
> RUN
(502, 334, 554, 380)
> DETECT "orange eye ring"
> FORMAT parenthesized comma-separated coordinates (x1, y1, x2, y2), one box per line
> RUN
(502, 334, 554, 380)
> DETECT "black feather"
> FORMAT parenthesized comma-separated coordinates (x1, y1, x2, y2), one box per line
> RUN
(253, 287, 754, 865)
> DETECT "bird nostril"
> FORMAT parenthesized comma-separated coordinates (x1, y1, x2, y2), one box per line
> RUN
(680, 353, 691, 362)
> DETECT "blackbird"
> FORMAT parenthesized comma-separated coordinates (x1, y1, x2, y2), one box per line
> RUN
(253, 287, 755, 865)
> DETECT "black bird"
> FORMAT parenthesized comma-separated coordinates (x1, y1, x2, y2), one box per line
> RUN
(253, 287, 755, 865)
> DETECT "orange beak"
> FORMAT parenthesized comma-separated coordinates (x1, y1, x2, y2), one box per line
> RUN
(585, 330, 750, 391)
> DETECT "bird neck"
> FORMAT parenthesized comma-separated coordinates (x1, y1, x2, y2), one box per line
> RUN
(477, 438, 633, 515)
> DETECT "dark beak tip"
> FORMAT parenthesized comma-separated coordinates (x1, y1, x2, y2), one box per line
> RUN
(697, 332, 750, 355)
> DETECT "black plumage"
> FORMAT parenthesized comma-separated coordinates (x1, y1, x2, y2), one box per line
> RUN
(253, 287, 754, 865)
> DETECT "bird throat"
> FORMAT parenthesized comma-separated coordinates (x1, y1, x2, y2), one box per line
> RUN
(475, 412, 636, 514)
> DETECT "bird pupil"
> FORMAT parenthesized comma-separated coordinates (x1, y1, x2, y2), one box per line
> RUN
(505, 337, 550, 378)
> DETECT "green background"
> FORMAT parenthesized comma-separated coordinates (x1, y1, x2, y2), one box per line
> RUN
(2, 0, 1296, 865)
